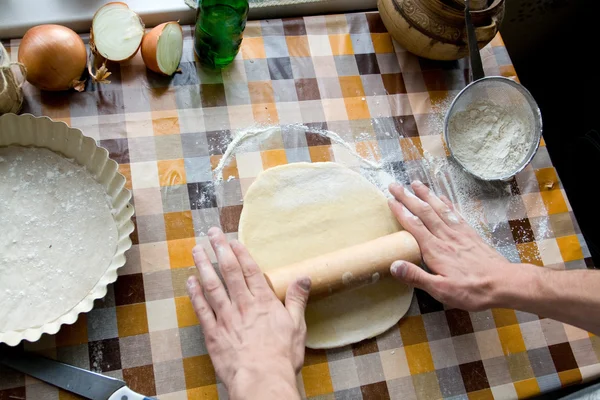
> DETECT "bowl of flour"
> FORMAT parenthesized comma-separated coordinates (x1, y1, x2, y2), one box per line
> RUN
(444, 77, 542, 181)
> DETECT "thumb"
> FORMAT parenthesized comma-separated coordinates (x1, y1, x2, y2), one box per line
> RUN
(391, 261, 438, 292)
(285, 276, 311, 327)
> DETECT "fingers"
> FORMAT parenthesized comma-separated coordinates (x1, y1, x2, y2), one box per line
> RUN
(207, 227, 252, 304)
(285, 277, 311, 328)
(186, 276, 216, 331)
(439, 195, 477, 236)
(389, 182, 453, 240)
(390, 260, 442, 294)
(387, 196, 438, 246)
(192, 245, 231, 314)
(411, 181, 462, 228)
(230, 239, 273, 298)
(439, 195, 457, 214)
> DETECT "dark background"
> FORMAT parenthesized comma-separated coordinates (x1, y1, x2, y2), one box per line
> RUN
(500, 0, 599, 265)
(497, 3, 599, 396)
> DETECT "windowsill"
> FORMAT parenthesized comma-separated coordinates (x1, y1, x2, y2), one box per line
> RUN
(0, 0, 377, 39)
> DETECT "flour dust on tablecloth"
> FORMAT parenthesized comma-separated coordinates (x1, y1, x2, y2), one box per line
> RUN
(208, 119, 548, 260)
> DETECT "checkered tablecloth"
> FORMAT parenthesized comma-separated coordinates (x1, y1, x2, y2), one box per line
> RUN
(1, 11, 598, 400)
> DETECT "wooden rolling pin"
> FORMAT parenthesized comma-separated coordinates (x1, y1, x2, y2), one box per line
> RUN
(264, 231, 421, 301)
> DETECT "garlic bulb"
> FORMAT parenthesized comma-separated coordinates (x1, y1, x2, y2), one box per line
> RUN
(0, 42, 26, 115)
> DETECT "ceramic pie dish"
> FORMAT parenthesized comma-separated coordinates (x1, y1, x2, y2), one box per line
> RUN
(0, 113, 134, 346)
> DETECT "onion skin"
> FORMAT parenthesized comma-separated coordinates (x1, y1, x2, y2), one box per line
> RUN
(18, 25, 87, 92)
(141, 22, 182, 76)
(90, 2, 145, 63)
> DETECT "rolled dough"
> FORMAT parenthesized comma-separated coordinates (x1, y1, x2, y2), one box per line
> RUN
(0, 147, 117, 333)
(238, 162, 413, 349)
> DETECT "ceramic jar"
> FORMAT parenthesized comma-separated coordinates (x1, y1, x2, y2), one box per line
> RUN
(378, 0, 505, 60)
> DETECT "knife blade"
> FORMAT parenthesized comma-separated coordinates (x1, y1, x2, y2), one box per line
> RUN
(0, 347, 152, 400)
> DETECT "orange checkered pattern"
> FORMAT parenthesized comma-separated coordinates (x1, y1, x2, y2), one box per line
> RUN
(0, 12, 596, 400)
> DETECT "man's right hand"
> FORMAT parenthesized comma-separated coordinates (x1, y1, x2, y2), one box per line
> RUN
(387, 180, 536, 312)
(387, 180, 600, 336)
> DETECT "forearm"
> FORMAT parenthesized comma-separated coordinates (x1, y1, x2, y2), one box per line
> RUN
(229, 364, 300, 400)
(494, 264, 600, 335)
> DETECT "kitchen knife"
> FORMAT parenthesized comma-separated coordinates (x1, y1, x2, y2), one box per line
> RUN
(0, 348, 152, 400)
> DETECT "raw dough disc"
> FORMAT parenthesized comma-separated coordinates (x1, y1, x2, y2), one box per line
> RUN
(238, 162, 413, 349)
(0, 147, 118, 333)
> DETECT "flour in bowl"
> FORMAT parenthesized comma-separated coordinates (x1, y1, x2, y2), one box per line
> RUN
(447, 100, 534, 179)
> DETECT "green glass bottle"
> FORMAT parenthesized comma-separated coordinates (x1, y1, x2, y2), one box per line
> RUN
(194, 0, 249, 69)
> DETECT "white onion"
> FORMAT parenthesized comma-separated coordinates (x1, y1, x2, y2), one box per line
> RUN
(91, 2, 145, 62)
(141, 22, 183, 76)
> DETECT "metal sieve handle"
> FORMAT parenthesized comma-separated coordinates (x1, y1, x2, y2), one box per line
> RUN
(465, 1, 485, 81)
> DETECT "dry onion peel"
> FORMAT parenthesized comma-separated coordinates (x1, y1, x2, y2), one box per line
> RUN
(91, 2, 145, 62)
(17, 25, 87, 92)
(90, 63, 112, 85)
(141, 22, 184, 76)
(87, 52, 112, 85)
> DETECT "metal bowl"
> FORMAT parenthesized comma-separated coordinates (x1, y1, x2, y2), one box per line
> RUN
(443, 76, 543, 182)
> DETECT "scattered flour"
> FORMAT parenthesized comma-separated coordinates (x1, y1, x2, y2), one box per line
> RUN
(342, 272, 354, 286)
(371, 272, 380, 284)
(210, 103, 546, 259)
(213, 126, 281, 181)
(448, 101, 534, 179)
(213, 124, 380, 182)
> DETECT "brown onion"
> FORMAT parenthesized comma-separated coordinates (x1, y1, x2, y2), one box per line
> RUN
(18, 25, 87, 92)
(141, 22, 183, 76)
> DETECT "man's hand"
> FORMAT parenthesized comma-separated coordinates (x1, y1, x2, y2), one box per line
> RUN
(388, 180, 600, 335)
(387, 181, 519, 311)
(186, 227, 310, 400)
